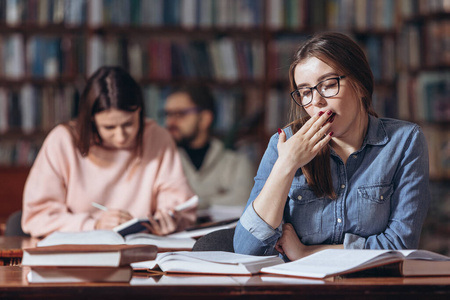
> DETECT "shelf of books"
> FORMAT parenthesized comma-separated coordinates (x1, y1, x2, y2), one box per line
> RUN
(0, 0, 449, 252)
(396, 3, 450, 256)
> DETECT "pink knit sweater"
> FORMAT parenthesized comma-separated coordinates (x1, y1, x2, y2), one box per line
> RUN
(22, 120, 196, 237)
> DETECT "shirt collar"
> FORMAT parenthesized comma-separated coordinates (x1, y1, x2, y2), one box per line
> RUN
(363, 115, 389, 147)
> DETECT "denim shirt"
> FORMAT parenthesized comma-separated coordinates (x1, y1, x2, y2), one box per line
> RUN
(234, 116, 430, 256)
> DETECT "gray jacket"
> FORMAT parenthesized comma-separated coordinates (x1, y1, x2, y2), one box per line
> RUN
(179, 138, 255, 210)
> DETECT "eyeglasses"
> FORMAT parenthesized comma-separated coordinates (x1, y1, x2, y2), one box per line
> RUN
(160, 107, 202, 119)
(290, 76, 346, 107)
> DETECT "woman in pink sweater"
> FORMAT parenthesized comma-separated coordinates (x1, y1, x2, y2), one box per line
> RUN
(22, 67, 196, 238)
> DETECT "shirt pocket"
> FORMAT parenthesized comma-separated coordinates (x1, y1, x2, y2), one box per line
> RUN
(286, 186, 324, 237)
(356, 183, 393, 234)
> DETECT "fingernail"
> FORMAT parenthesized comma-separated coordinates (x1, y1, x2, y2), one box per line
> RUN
(318, 111, 324, 116)
(327, 110, 333, 115)
(278, 128, 282, 135)
(329, 131, 334, 136)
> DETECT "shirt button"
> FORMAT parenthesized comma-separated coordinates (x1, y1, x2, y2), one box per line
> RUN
(341, 184, 345, 189)
(380, 196, 384, 200)
(297, 195, 302, 200)
(353, 155, 357, 159)
(337, 218, 342, 223)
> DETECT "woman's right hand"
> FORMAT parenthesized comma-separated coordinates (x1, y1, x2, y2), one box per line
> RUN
(95, 210, 133, 230)
(277, 110, 334, 172)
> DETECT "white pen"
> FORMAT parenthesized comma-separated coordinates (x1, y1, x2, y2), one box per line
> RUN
(91, 202, 108, 211)
(168, 195, 199, 217)
(174, 195, 199, 212)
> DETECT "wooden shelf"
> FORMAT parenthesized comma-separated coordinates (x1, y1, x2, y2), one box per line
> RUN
(0, 1, 449, 225)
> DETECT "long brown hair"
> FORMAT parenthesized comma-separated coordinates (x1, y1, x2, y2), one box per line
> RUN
(74, 66, 145, 156)
(288, 32, 378, 199)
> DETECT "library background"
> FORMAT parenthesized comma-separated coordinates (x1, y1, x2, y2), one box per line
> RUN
(0, 0, 448, 254)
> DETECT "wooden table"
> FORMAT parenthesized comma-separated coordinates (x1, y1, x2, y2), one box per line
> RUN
(1, 265, 450, 299)
(1, 237, 450, 300)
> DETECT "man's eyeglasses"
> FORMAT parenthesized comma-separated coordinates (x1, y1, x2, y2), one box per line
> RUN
(160, 107, 202, 119)
(290, 76, 346, 107)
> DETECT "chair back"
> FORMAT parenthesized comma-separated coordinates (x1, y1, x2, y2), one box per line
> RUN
(5, 210, 30, 237)
(192, 228, 235, 252)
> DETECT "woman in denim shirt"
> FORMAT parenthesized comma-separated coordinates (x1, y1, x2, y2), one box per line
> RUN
(233, 32, 430, 261)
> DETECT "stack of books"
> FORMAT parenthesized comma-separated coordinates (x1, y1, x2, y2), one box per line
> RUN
(22, 239, 158, 283)
(22, 243, 158, 283)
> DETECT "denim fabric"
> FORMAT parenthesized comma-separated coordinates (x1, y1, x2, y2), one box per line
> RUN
(234, 116, 430, 256)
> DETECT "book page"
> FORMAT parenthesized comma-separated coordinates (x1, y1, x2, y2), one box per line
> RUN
(131, 251, 284, 275)
(261, 249, 403, 278)
(37, 230, 125, 247)
(156, 251, 282, 265)
(398, 249, 450, 261)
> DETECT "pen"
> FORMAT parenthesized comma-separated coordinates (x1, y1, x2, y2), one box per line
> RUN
(174, 195, 199, 212)
(91, 202, 108, 211)
(168, 195, 199, 217)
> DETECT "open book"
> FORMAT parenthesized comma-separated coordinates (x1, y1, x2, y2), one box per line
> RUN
(261, 249, 450, 279)
(37, 230, 196, 250)
(113, 195, 199, 236)
(132, 251, 284, 275)
(22, 244, 157, 267)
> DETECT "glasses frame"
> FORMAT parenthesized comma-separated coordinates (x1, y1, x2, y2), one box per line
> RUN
(290, 75, 346, 107)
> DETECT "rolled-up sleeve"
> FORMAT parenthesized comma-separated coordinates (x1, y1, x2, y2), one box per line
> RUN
(234, 133, 283, 256)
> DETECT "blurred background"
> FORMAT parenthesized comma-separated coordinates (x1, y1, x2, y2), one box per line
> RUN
(0, 0, 448, 254)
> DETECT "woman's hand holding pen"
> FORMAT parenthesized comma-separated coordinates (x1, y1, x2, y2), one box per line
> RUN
(277, 110, 334, 172)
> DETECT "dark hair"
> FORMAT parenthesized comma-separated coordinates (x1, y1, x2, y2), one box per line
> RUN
(288, 32, 378, 199)
(74, 66, 145, 156)
(169, 84, 216, 119)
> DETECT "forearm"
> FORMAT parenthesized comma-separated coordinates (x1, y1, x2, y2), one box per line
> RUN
(233, 219, 281, 256)
(252, 159, 296, 228)
(22, 206, 96, 237)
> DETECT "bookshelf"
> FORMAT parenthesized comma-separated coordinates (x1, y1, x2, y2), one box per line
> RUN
(0, 0, 448, 253)
(394, 1, 450, 255)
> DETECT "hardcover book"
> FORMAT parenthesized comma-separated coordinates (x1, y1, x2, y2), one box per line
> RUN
(22, 244, 158, 267)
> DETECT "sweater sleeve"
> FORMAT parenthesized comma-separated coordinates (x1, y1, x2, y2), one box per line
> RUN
(22, 126, 96, 237)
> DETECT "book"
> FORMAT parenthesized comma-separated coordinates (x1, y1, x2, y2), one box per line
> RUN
(36, 230, 196, 251)
(112, 195, 199, 236)
(27, 266, 133, 283)
(22, 244, 158, 267)
(260, 249, 450, 279)
(131, 251, 284, 275)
